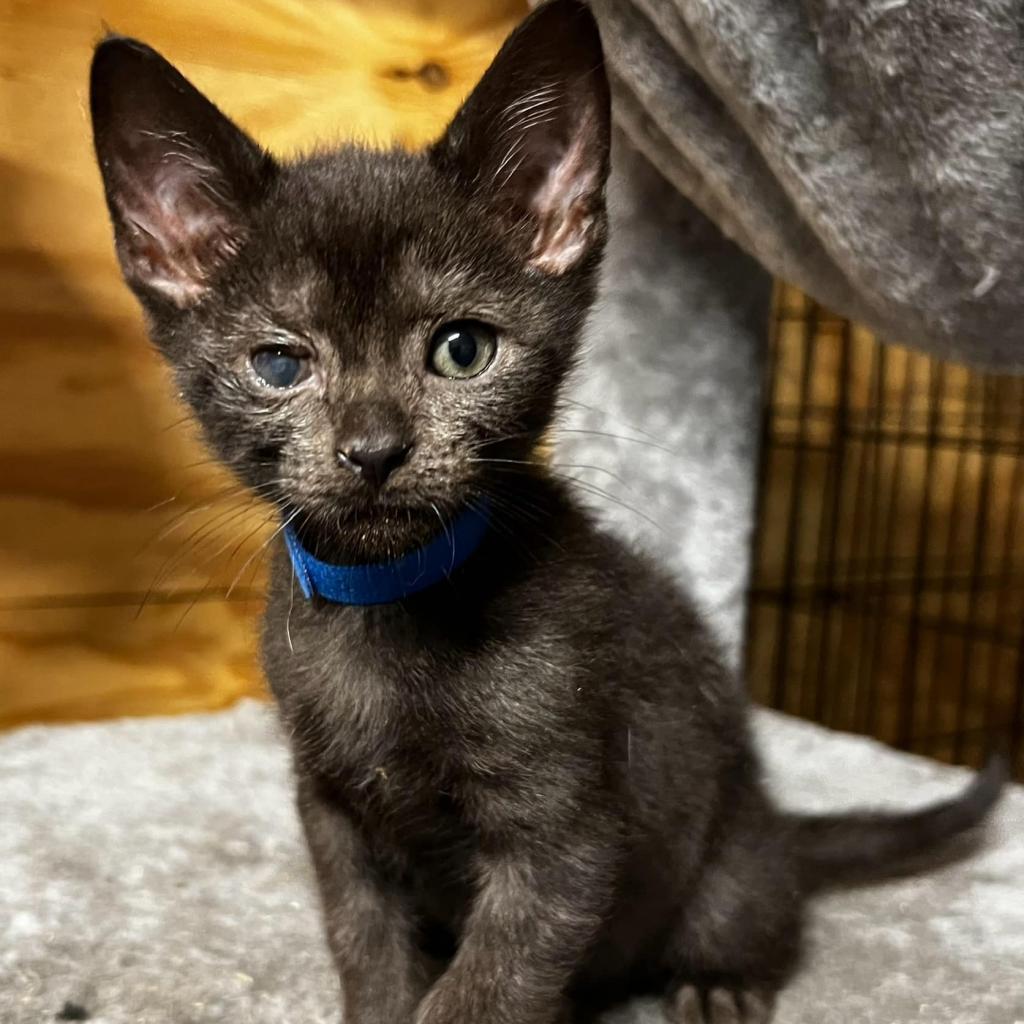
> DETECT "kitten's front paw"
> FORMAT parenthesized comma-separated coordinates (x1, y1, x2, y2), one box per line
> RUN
(670, 985, 774, 1024)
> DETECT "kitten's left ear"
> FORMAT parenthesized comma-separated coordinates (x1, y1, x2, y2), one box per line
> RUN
(90, 37, 276, 309)
(431, 0, 611, 274)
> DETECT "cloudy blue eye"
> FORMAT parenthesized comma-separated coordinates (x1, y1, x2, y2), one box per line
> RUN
(429, 321, 497, 379)
(251, 346, 311, 389)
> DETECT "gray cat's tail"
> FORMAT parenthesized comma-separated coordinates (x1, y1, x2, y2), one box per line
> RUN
(789, 755, 1007, 892)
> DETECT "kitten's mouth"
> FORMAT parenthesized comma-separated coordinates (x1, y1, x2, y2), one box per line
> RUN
(289, 494, 472, 565)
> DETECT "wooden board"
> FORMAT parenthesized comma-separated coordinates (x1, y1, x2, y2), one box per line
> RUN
(0, 0, 526, 728)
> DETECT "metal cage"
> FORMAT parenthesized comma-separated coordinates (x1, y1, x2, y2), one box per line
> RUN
(747, 286, 1024, 779)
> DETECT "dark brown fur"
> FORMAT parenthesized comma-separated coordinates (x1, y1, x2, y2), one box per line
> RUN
(90, 4, 1004, 1021)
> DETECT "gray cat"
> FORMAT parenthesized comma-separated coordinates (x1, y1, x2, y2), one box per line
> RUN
(90, 2, 1004, 1021)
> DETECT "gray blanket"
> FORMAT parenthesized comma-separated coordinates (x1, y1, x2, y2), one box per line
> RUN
(588, 0, 1024, 369)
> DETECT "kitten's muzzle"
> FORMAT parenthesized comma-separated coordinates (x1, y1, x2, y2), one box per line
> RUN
(336, 440, 412, 491)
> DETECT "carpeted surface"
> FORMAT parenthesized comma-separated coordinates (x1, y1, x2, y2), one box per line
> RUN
(2, 700, 1021, 1024)
(562, 133, 771, 661)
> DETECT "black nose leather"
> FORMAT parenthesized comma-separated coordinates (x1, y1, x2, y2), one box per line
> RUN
(336, 441, 411, 489)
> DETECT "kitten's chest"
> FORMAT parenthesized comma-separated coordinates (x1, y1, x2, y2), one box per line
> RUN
(273, 618, 531, 814)
(263, 560, 593, 841)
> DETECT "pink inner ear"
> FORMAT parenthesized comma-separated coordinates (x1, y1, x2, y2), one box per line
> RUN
(112, 150, 242, 307)
(527, 128, 602, 275)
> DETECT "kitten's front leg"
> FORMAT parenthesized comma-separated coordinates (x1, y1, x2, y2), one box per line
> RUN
(415, 830, 618, 1024)
(297, 775, 429, 1024)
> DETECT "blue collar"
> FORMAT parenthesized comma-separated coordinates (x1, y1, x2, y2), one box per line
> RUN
(284, 503, 490, 606)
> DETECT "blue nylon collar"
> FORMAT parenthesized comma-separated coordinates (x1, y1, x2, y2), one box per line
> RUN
(284, 503, 490, 606)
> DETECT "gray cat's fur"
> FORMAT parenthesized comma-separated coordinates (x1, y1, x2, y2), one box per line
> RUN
(90, 3, 1004, 1021)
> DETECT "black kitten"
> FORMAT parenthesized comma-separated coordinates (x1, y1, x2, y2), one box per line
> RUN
(90, 3, 1004, 1022)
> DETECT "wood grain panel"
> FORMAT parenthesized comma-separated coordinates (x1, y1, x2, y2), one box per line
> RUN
(0, 0, 525, 726)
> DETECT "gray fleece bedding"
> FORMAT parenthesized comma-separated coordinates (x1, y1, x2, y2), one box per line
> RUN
(2, 700, 1022, 1024)
(586, 0, 1024, 369)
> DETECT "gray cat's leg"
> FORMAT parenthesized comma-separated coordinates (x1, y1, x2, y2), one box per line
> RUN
(414, 835, 617, 1024)
(671, 985, 776, 1023)
(296, 776, 431, 1024)
(661, 816, 798, 1023)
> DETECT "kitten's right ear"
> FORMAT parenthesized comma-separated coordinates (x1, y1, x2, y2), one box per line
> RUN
(431, 0, 610, 275)
(90, 37, 275, 309)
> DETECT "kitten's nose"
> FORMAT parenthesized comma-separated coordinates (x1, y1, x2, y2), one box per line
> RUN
(336, 440, 412, 490)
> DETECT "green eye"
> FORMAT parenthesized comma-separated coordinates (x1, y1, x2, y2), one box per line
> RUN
(429, 321, 497, 379)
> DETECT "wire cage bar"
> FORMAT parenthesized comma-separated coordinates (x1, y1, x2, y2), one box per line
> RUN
(746, 285, 1024, 779)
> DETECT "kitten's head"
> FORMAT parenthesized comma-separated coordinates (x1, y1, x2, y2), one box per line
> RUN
(90, 0, 610, 558)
